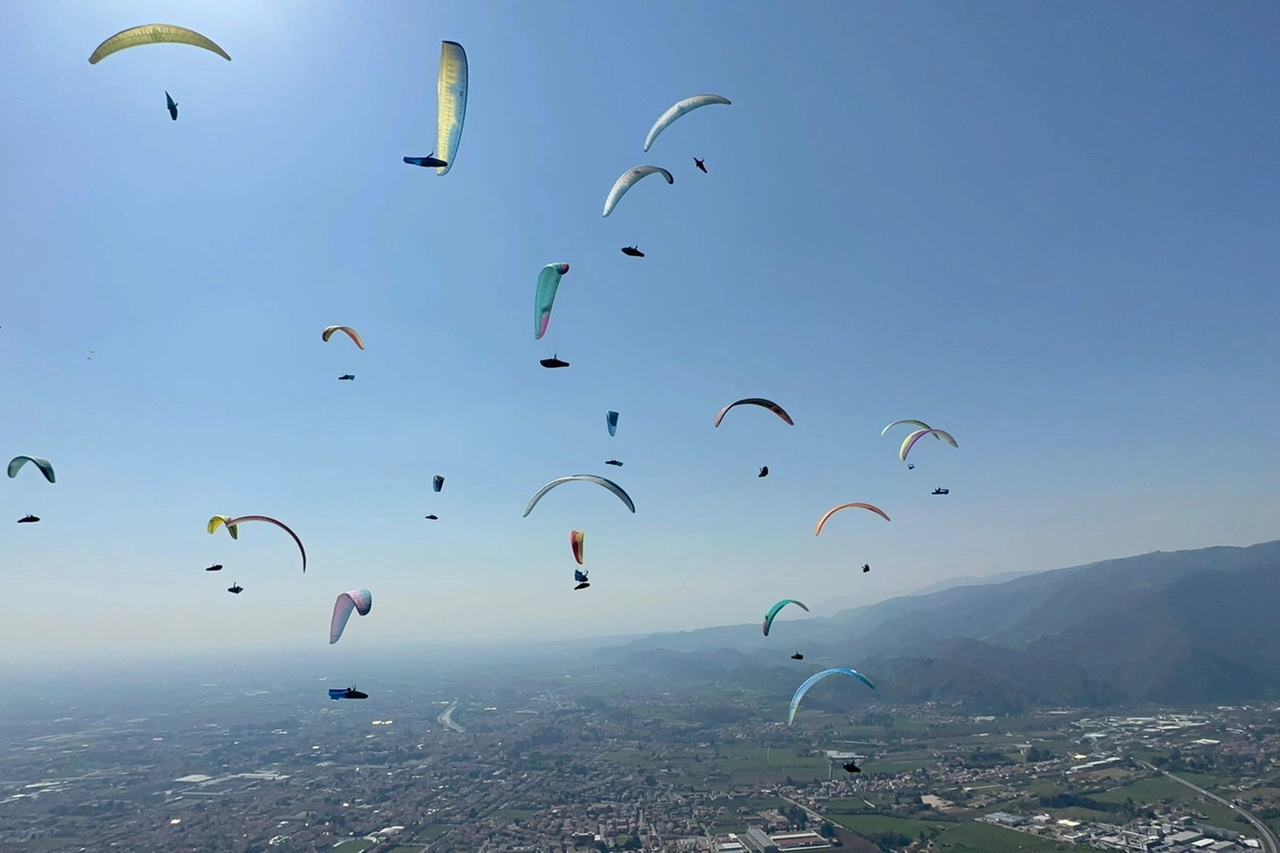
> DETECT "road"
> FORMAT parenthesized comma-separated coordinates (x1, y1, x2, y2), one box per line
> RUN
(1139, 761, 1278, 853)
(437, 700, 465, 733)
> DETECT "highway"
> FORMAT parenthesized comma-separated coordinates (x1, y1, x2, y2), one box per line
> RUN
(437, 700, 465, 733)
(1138, 761, 1277, 853)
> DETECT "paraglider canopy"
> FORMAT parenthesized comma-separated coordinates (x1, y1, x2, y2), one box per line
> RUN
(523, 475, 636, 517)
(433, 475, 445, 493)
(322, 325, 365, 350)
(900, 428, 957, 462)
(787, 667, 875, 725)
(540, 357, 570, 369)
(89, 23, 231, 64)
(603, 166, 674, 218)
(814, 503, 891, 536)
(570, 530, 585, 565)
(714, 398, 794, 428)
(534, 263, 571, 340)
(643, 94, 732, 152)
(762, 599, 809, 636)
(207, 514, 306, 572)
(881, 419, 934, 437)
(330, 589, 373, 644)
(434, 41, 468, 176)
(7, 456, 55, 483)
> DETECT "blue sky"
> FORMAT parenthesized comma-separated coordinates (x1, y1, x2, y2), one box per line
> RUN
(2, 0, 1278, 668)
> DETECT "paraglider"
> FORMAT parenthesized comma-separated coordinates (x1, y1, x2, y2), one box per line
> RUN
(900, 428, 957, 462)
(321, 325, 364, 350)
(204, 564, 222, 572)
(433, 475, 445, 493)
(424, 514, 438, 520)
(787, 668, 876, 725)
(434, 41, 468, 176)
(713, 398, 794, 428)
(762, 599, 809, 636)
(165, 91, 177, 120)
(207, 515, 307, 573)
(643, 94, 732, 152)
(338, 374, 355, 381)
(861, 563, 870, 573)
(606, 411, 619, 437)
(403, 154, 448, 168)
(17, 514, 39, 524)
(621, 246, 645, 257)
(227, 583, 243, 594)
(603, 166, 674, 217)
(574, 569, 589, 590)
(758, 466, 769, 478)
(932, 487, 949, 495)
(534, 263, 571, 340)
(570, 530, 585, 565)
(330, 589, 373, 645)
(694, 157, 707, 173)
(329, 687, 367, 700)
(605, 459, 623, 467)
(881, 419, 936, 437)
(791, 652, 804, 660)
(540, 356, 570, 369)
(523, 475, 636, 517)
(88, 24, 232, 64)
(7, 456, 55, 483)
(814, 503, 891, 536)
(843, 761, 861, 774)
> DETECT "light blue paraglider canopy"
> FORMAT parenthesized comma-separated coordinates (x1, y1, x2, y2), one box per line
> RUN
(787, 667, 875, 724)
(523, 475, 635, 517)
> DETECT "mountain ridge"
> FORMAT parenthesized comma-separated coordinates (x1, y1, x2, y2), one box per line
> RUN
(601, 540, 1280, 710)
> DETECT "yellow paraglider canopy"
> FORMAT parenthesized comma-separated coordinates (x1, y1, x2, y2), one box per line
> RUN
(207, 515, 239, 540)
(89, 24, 231, 65)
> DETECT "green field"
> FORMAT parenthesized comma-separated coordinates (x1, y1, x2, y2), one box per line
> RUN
(1093, 775, 1241, 830)
(332, 840, 376, 853)
(1094, 776, 1191, 804)
(829, 813, 950, 836)
(489, 808, 535, 820)
(412, 824, 456, 842)
(713, 745, 829, 784)
(933, 821, 1105, 852)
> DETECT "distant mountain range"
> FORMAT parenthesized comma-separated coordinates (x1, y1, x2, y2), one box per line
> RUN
(600, 540, 1280, 712)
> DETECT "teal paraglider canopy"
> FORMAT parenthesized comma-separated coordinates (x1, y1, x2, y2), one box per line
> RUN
(7, 456, 55, 483)
(762, 599, 809, 636)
